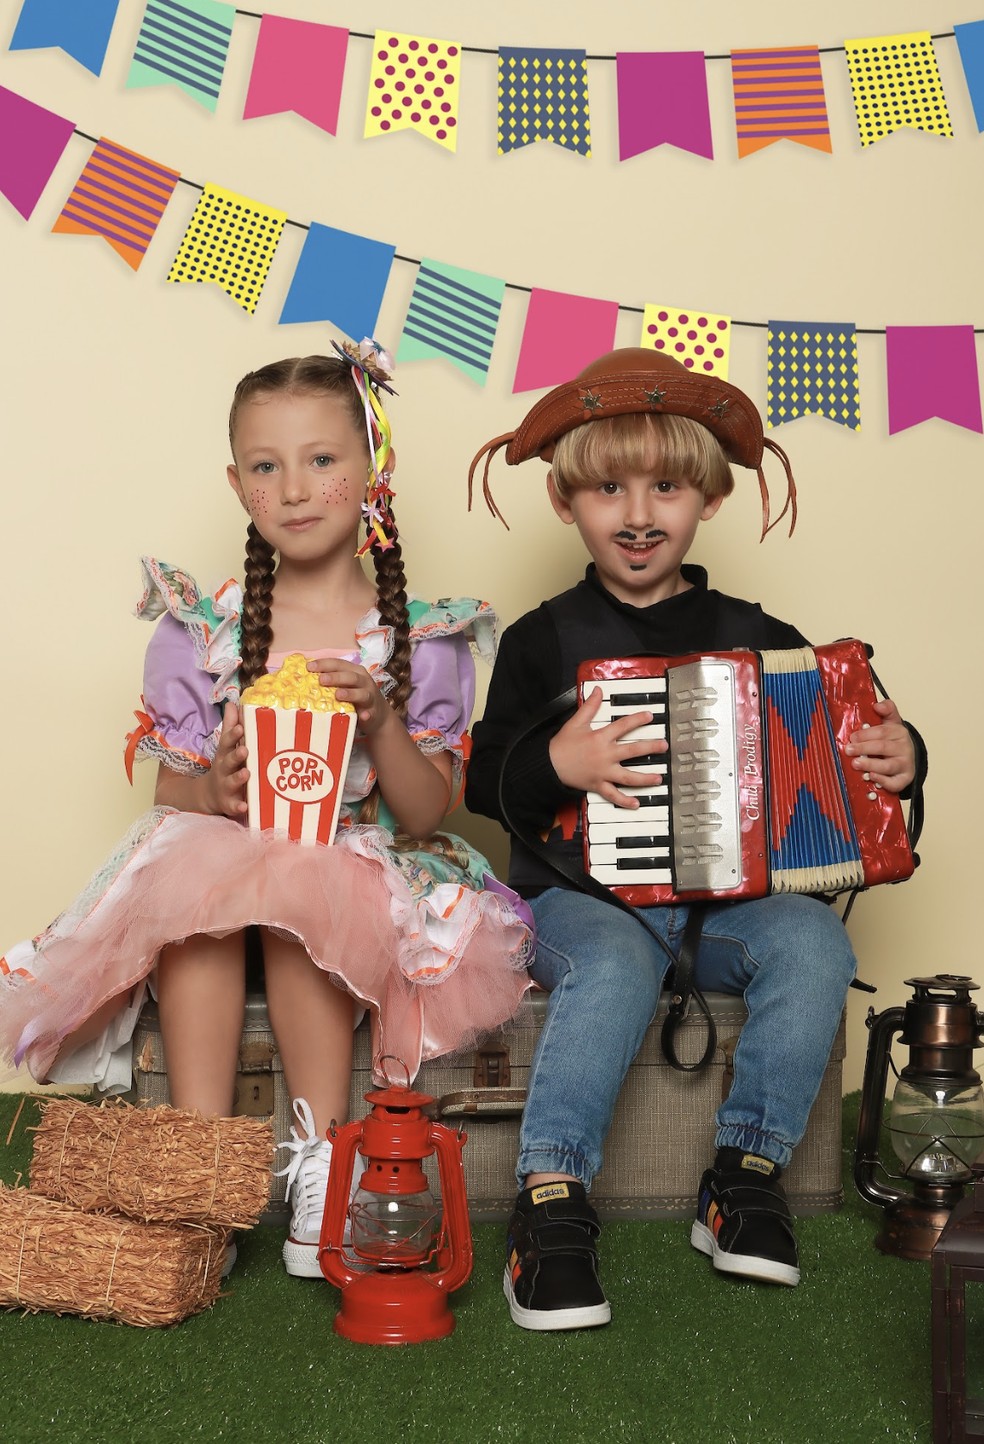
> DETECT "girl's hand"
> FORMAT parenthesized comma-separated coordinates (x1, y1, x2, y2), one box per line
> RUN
(309, 660, 394, 736)
(204, 702, 249, 816)
(549, 686, 666, 807)
(844, 698, 915, 794)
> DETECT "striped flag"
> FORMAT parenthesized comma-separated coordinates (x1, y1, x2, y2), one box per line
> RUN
(167, 183, 287, 314)
(52, 138, 179, 270)
(127, 0, 234, 113)
(398, 260, 505, 385)
(731, 45, 831, 156)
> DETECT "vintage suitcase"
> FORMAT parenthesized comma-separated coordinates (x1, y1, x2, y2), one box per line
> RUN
(131, 990, 845, 1224)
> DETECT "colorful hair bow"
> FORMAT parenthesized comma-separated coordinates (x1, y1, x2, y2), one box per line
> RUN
(332, 338, 399, 556)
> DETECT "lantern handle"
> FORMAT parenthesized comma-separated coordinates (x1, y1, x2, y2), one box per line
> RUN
(376, 1055, 412, 1088)
(854, 1004, 908, 1209)
(428, 1121, 474, 1294)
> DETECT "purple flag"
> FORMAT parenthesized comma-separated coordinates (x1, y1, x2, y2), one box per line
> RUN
(616, 52, 713, 161)
(886, 326, 982, 435)
(0, 86, 75, 219)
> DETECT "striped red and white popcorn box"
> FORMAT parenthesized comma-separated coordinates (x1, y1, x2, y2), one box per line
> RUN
(243, 705, 356, 845)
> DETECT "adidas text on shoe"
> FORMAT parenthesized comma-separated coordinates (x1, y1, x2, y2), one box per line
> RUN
(691, 1150, 800, 1287)
(503, 1180, 611, 1331)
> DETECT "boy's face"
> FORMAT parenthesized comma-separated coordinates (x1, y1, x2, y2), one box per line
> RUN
(547, 468, 723, 607)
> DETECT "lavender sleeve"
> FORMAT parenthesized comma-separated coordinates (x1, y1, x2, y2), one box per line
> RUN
(141, 614, 222, 769)
(405, 634, 476, 750)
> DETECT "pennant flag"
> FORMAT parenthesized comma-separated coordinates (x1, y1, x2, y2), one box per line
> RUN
(52, 137, 179, 271)
(513, 289, 619, 393)
(365, 32, 461, 151)
(886, 326, 982, 435)
(244, 16, 349, 136)
(127, 0, 234, 113)
(168, 184, 286, 315)
(10, 0, 120, 76)
(498, 48, 591, 157)
(955, 21, 984, 133)
(398, 260, 505, 385)
(642, 305, 732, 379)
(279, 223, 395, 340)
(616, 52, 713, 161)
(0, 86, 75, 220)
(731, 45, 831, 157)
(766, 323, 860, 430)
(845, 33, 953, 146)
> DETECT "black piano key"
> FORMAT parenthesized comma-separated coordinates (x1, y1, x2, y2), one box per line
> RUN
(615, 836, 666, 850)
(615, 856, 667, 871)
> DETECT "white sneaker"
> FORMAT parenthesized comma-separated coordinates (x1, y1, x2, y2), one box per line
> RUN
(275, 1098, 350, 1279)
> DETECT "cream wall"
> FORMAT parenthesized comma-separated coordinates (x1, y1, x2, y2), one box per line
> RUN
(0, 1, 977, 1095)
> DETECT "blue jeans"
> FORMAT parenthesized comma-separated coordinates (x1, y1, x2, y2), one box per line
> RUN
(518, 888, 857, 1188)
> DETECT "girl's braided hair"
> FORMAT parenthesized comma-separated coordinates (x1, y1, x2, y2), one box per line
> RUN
(230, 356, 412, 822)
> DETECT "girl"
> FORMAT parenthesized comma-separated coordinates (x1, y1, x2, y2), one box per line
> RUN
(0, 344, 532, 1277)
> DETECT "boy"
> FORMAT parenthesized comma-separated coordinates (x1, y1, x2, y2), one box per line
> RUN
(465, 349, 919, 1332)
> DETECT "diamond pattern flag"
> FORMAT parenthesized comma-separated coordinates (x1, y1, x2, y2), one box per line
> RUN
(616, 52, 713, 161)
(243, 16, 349, 136)
(731, 46, 831, 157)
(279, 223, 395, 340)
(168, 184, 286, 315)
(10, 0, 120, 76)
(398, 260, 505, 385)
(767, 323, 861, 430)
(845, 33, 953, 146)
(886, 326, 982, 435)
(365, 32, 461, 151)
(513, 288, 619, 393)
(0, 85, 75, 219)
(498, 48, 591, 157)
(127, 0, 234, 113)
(641, 305, 732, 379)
(955, 21, 984, 133)
(52, 137, 179, 270)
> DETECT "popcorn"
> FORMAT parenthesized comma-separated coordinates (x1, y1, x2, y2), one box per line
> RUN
(242, 654, 356, 846)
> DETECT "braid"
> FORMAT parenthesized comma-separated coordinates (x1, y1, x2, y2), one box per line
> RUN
(373, 530, 412, 716)
(238, 522, 276, 691)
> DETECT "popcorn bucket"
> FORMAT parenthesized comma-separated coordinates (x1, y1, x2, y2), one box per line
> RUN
(243, 705, 356, 845)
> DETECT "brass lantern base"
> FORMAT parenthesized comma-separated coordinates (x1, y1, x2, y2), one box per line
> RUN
(874, 1197, 959, 1261)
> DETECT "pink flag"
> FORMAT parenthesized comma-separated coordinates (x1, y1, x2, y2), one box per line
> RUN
(513, 289, 620, 394)
(0, 85, 75, 219)
(886, 326, 983, 434)
(616, 52, 713, 160)
(243, 15, 349, 136)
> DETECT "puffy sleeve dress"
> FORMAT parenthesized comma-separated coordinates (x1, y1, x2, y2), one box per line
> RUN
(0, 559, 533, 1091)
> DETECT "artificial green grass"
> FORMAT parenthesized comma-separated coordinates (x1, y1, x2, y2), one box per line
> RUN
(0, 1093, 931, 1444)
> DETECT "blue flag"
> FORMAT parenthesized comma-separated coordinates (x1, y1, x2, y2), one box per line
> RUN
(10, 0, 121, 76)
(955, 21, 984, 132)
(279, 224, 396, 341)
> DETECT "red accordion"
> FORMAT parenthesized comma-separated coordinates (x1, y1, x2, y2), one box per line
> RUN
(579, 640, 915, 906)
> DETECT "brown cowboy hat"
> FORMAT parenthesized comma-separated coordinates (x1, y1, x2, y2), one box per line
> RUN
(468, 347, 796, 537)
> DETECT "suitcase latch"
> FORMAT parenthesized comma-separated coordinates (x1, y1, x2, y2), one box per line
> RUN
(473, 1042, 510, 1089)
(234, 1040, 277, 1117)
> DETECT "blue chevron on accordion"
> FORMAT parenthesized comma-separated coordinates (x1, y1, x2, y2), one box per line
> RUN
(398, 259, 505, 384)
(127, 0, 234, 112)
(760, 653, 864, 891)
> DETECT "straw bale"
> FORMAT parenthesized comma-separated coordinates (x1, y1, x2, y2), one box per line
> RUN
(0, 1186, 225, 1326)
(30, 1098, 272, 1229)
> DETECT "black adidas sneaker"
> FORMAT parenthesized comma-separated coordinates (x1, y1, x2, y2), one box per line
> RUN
(504, 1180, 611, 1331)
(691, 1149, 800, 1286)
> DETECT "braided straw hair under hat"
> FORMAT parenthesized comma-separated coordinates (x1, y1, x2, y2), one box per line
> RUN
(468, 348, 796, 539)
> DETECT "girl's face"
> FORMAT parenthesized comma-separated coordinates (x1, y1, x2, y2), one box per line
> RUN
(227, 389, 371, 563)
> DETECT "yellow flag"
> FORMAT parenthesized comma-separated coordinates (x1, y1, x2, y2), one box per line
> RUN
(641, 304, 732, 381)
(845, 32, 953, 146)
(365, 31, 461, 151)
(168, 183, 287, 314)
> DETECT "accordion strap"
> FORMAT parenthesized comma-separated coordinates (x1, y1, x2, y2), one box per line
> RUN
(498, 686, 718, 1073)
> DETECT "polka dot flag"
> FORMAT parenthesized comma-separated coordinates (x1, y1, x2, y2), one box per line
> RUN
(364, 32, 461, 151)
(641, 304, 732, 379)
(167, 183, 286, 315)
(844, 32, 953, 146)
(767, 322, 861, 431)
(498, 48, 591, 156)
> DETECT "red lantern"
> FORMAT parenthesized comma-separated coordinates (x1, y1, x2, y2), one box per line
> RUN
(317, 1072, 473, 1344)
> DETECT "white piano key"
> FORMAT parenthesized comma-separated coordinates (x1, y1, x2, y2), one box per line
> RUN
(589, 843, 671, 865)
(584, 815, 670, 839)
(585, 794, 668, 824)
(583, 678, 667, 703)
(591, 863, 674, 886)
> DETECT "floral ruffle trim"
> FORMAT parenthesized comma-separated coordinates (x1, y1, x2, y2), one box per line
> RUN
(354, 596, 497, 698)
(134, 557, 242, 708)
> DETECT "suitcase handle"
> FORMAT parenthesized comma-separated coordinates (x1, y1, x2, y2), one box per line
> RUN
(433, 1087, 527, 1120)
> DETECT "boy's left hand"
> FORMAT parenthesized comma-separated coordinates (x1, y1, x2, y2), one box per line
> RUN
(308, 659, 393, 735)
(844, 699, 915, 793)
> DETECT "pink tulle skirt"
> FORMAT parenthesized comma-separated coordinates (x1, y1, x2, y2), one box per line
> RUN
(0, 807, 532, 1084)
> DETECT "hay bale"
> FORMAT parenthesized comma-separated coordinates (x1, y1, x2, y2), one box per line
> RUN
(30, 1098, 272, 1229)
(0, 1186, 225, 1326)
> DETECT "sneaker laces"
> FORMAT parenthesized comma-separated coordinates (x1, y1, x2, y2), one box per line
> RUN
(274, 1097, 333, 1236)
